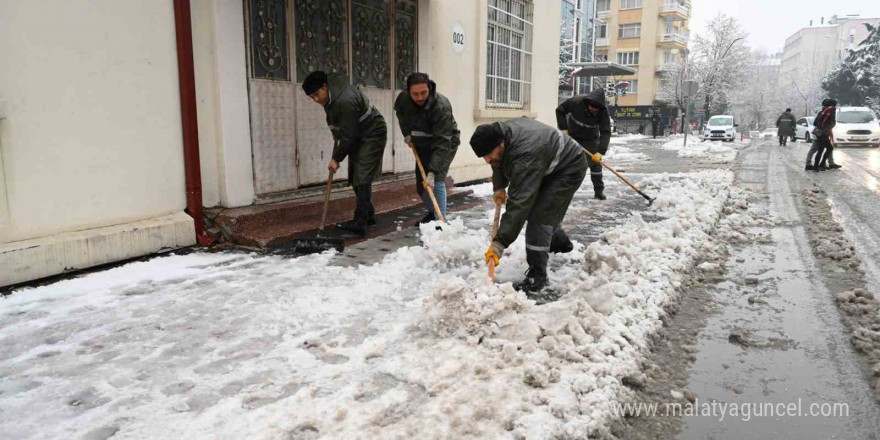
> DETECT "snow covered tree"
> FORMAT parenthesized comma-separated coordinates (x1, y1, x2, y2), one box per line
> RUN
(822, 23, 880, 114)
(732, 50, 785, 129)
(558, 7, 577, 100)
(656, 55, 694, 130)
(690, 14, 751, 123)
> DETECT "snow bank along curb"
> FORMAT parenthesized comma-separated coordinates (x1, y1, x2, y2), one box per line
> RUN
(802, 186, 880, 395)
(394, 170, 741, 439)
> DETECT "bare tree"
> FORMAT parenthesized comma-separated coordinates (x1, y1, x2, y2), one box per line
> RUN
(656, 56, 694, 130)
(690, 14, 752, 124)
(732, 50, 784, 129)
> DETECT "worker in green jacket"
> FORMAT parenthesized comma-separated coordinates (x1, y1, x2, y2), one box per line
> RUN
(303, 71, 387, 237)
(394, 72, 460, 223)
(471, 117, 587, 294)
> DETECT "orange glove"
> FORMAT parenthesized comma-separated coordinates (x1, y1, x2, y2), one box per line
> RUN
(485, 242, 504, 266)
(493, 189, 507, 205)
(591, 152, 603, 163)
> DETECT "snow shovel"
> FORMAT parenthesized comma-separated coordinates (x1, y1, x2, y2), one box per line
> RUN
(409, 142, 445, 222)
(488, 199, 502, 282)
(592, 154, 655, 206)
(275, 171, 344, 254)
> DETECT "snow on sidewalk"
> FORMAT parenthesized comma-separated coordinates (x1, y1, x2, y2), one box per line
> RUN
(0, 170, 742, 440)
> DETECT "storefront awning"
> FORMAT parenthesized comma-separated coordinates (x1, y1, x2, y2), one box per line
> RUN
(571, 62, 637, 77)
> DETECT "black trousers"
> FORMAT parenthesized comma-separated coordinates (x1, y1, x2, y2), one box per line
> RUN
(587, 155, 604, 195)
(813, 136, 831, 168)
(353, 184, 375, 223)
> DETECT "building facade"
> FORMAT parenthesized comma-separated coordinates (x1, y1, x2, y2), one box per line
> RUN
(558, 0, 597, 100)
(0, 0, 563, 286)
(779, 15, 880, 115)
(593, 0, 690, 106)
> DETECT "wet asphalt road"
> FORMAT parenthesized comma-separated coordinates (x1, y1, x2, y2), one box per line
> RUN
(789, 144, 880, 294)
(679, 139, 880, 439)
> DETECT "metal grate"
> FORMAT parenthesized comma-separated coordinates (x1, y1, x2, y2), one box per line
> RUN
(487, 0, 533, 110)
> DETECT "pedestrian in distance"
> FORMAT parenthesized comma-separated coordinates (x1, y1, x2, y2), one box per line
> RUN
(394, 72, 460, 225)
(555, 88, 612, 200)
(805, 98, 840, 171)
(302, 71, 388, 237)
(471, 117, 587, 296)
(776, 108, 796, 146)
(651, 109, 662, 139)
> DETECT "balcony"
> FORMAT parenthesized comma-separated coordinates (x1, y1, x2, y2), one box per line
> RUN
(658, 31, 688, 48)
(659, 1, 689, 20)
(595, 37, 609, 47)
(656, 63, 675, 74)
(597, 9, 611, 20)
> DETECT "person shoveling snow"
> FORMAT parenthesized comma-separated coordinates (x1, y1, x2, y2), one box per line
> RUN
(470, 118, 587, 296)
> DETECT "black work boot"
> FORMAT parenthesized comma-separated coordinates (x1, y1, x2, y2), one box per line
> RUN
(594, 191, 607, 200)
(419, 212, 435, 224)
(514, 268, 548, 294)
(335, 219, 367, 237)
(549, 228, 574, 254)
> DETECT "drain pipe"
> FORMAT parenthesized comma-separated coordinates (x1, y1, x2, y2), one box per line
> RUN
(173, 0, 213, 246)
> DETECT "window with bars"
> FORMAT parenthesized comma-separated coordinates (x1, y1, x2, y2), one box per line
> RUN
(595, 53, 608, 61)
(487, 0, 534, 110)
(620, 0, 642, 10)
(616, 51, 639, 66)
(618, 23, 641, 39)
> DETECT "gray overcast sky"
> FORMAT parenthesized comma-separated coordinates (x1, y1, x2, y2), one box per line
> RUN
(689, 0, 880, 53)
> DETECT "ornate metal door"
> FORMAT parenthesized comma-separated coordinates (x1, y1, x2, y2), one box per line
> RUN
(392, 0, 418, 174)
(246, 0, 300, 195)
(247, 0, 418, 193)
(293, 0, 349, 187)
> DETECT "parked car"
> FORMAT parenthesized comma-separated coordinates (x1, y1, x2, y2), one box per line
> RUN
(760, 128, 776, 140)
(794, 116, 815, 142)
(832, 107, 880, 147)
(701, 115, 737, 142)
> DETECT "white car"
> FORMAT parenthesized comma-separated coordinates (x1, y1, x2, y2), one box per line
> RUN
(794, 116, 815, 142)
(702, 115, 737, 142)
(761, 128, 776, 140)
(832, 107, 880, 147)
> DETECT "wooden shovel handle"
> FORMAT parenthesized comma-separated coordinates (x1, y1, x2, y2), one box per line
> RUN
(319, 171, 334, 232)
(410, 143, 445, 222)
(488, 200, 502, 281)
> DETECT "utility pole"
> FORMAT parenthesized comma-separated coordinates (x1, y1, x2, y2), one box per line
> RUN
(683, 80, 699, 148)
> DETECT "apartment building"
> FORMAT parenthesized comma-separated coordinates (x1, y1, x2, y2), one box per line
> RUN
(593, 0, 690, 106)
(559, 0, 597, 100)
(779, 14, 880, 115)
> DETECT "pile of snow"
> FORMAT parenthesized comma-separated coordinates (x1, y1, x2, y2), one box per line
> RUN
(372, 170, 737, 439)
(0, 170, 743, 440)
(610, 134, 647, 145)
(604, 145, 650, 163)
(661, 135, 748, 163)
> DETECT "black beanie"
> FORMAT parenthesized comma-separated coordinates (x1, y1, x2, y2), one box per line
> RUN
(470, 123, 504, 157)
(302, 71, 328, 95)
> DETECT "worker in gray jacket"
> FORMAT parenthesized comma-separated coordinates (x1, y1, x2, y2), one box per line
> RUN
(394, 72, 460, 223)
(303, 71, 387, 237)
(776, 108, 796, 146)
(471, 117, 588, 294)
(556, 88, 612, 200)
